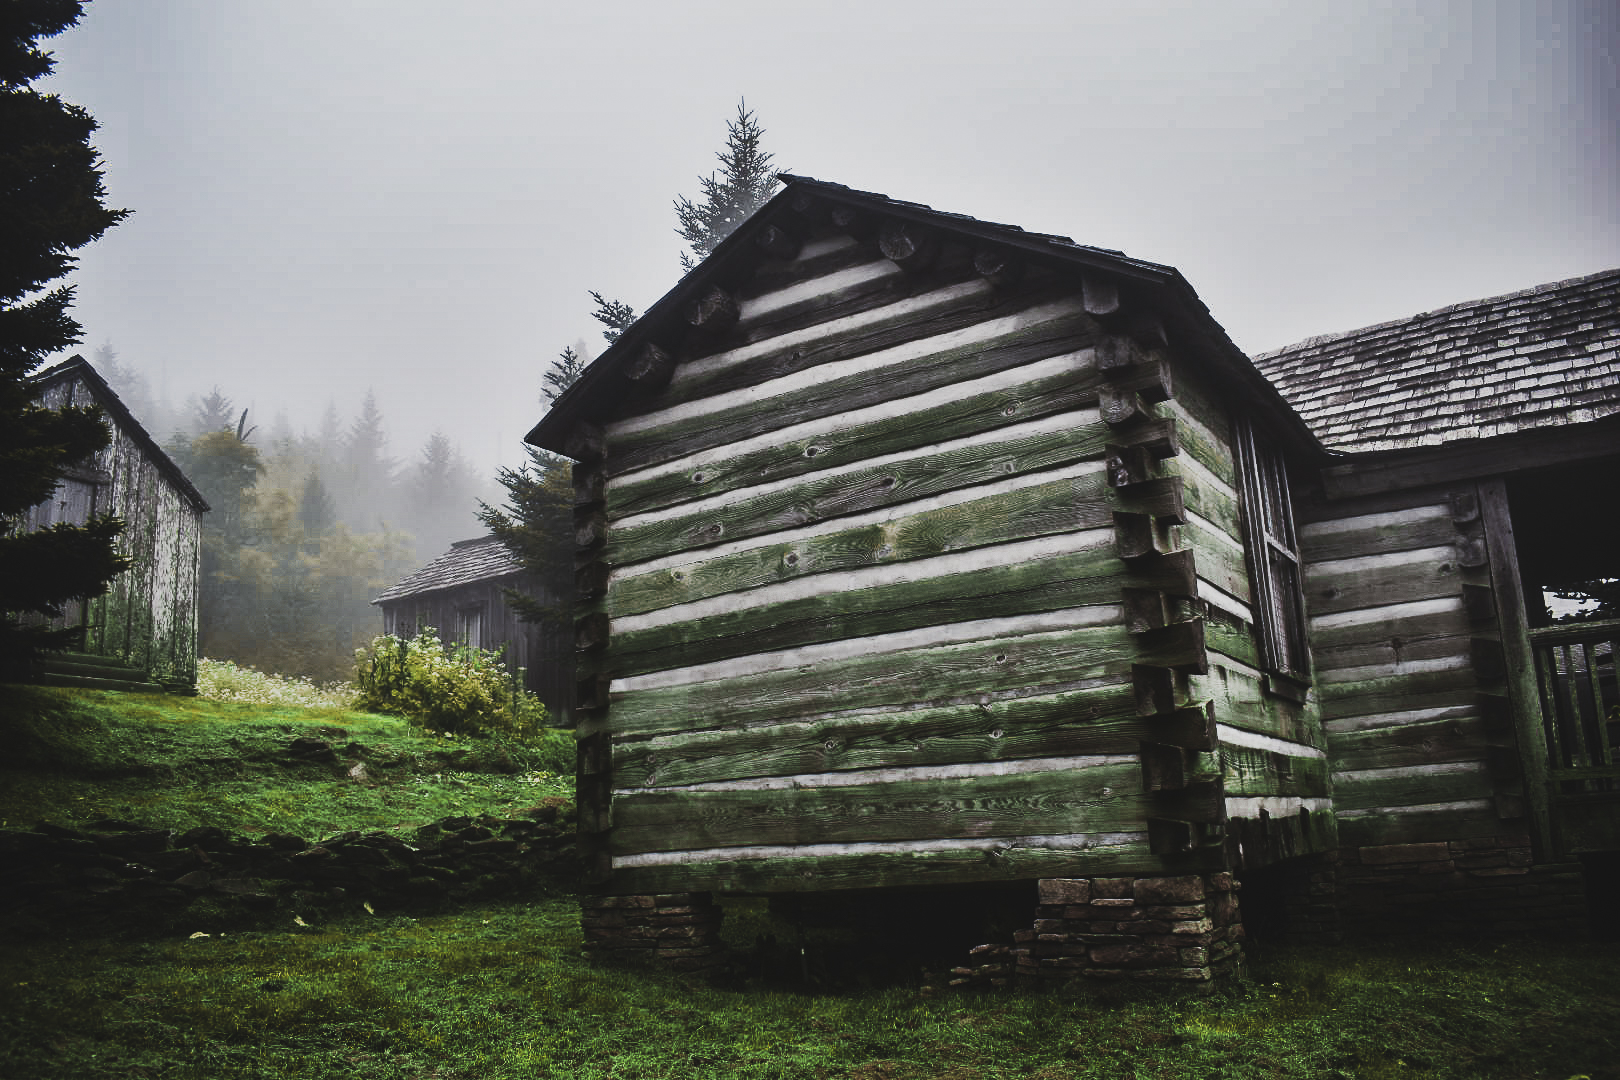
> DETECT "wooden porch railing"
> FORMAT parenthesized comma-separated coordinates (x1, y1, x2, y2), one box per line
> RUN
(1531, 617, 1620, 795)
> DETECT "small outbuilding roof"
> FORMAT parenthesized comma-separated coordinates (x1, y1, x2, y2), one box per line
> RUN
(1252, 267, 1620, 453)
(31, 355, 211, 512)
(372, 535, 523, 604)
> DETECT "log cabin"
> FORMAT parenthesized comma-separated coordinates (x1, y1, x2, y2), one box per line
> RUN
(526, 174, 1619, 979)
(16, 356, 209, 692)
(373, 535, 575, 724)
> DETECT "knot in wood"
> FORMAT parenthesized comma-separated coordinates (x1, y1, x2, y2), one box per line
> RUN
(784, 552, 799, 566)
(994, 653, 1007, 664)
(691, 471, 708, 484)
(823, 738, 839, 752)
(989, 728, 1004, 740)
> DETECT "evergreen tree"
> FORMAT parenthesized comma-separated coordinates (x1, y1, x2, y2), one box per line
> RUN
(404, 430, 479, 557)
(580, 102, 781, 349)
(673, 101, 780, 270)
(185, 387, 237, 437)
(541, 344, 589, 403)
(297, 468, 336, 544)
(0, 0, 132, 666)
(337, 390, 398, 529)
(477, 447, 572, 628)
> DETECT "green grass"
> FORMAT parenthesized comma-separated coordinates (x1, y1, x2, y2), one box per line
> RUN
(0, 683, 573, 839)
(1, 908, 1614, 1079)
(0, 683, 1615, 1079)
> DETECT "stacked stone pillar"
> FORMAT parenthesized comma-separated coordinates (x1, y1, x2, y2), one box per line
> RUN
(956, 872, 1243, 988)
(580, 892, 725, 971)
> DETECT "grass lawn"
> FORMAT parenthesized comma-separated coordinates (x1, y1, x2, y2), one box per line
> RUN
(0, 682, 1615, 1079)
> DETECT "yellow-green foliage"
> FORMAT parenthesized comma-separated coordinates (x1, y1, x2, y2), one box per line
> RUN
(354, 629, 547, 740)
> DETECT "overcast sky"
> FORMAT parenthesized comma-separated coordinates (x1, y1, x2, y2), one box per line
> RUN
(42, 0, 1620, 480)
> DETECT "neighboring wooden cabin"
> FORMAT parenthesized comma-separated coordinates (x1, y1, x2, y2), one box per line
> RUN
(528, 176, 1341, 979)
(373, 535, 574, 724)
(1253, 268, 1620, 938)
(19, 357, 209, 691)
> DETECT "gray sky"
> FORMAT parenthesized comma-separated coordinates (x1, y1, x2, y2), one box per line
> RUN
(43, 0, 1620, 479)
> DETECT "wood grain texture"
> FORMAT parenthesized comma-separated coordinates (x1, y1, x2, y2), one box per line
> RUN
(1330, 762, 1494, 813)
(1221, 744, 1332, 798)
(1335, 802, 1501, 847)
(1328, 715, 1494, 771)
(1317, 664, 1478, 721)
(606, 834, 1175, 894)
(608, 412, 1116, 565)
(608, 759, 1186, 853)
(1298, 504, 1455, 562)
(608, 356, 1105, 518)
(1303, 546, 1462, 616)
(605, 539, 1190, 679)
(610, 682, 1191, 788)
(607, 469, 1112, 617)
(608, 307, 1101, 475)
(606, 621, 1135, 737)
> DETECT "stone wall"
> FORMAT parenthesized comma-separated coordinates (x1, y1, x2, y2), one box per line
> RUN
(580, 892, 725, 972)
(0, 805, 578, 933)
(955, 873, 1244, 988)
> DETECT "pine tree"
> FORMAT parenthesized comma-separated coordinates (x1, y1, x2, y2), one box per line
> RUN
(0, 0, 132, 667)
(541, 344, 589, 403)
(673, 101, 780, 271)
(477, 447, 572, 628)
(587, 294, 638, 345)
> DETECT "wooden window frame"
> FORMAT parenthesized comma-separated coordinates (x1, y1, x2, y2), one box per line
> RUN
(1233, 416, 1311, 687)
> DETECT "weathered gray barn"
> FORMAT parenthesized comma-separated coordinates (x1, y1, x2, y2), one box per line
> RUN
(19, 356, 209, 692)
(527, 175, 1618, 979)
(373, 535, 574, 723)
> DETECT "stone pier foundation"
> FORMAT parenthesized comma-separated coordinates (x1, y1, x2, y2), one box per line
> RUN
(955, 872, 1244, 988)
(580, 891, 726, 971)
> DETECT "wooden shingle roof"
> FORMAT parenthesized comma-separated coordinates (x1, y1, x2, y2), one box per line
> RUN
(372, 535, 522, 604)
(1252, 268, 1620, 453)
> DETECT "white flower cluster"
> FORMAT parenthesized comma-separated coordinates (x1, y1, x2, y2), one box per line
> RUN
(196, 658, 357, 709)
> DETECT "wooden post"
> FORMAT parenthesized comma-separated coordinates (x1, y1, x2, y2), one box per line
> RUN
(1477, 479, 1555, 856)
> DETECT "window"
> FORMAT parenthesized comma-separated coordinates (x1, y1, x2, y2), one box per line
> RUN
(457, 607, 484, 651)
(1234, 416, 1309, 681)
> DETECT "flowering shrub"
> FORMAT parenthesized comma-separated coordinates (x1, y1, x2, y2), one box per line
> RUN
(353, 628, 548, 739)
(197, 658, 357, 709)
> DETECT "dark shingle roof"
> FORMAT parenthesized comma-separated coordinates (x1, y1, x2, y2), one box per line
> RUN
(372, 536, 522, 604)
(1252, 268, 1620, 453)
(527, 173, 1321, 459)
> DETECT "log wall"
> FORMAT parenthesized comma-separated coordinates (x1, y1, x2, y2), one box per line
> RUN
(22, 374, 203, 689)
(1158, 363, 1335, 869)
(570, 215, 1228, 895)
(1297, 483, 1534, 850)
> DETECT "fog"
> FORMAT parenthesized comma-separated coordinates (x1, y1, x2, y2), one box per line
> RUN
(41, 0, 1620, 495)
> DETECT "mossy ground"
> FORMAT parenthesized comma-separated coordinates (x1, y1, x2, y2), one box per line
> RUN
(0, 684, 1615, 1079)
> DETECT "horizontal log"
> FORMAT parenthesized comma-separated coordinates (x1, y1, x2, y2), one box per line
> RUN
(612, 682, 1156, 788)
(1083, 274, 1121, 317)
(610, 760, 1170, 854)
(1189, 663, 1317, 745)
(605, 833, 1175, 895)
(575, 508, 606, 549)
(658, 279, 1004, 409)
(1316, 663, 1478, 721)
(1307, 597, 1470, 654)
(1180, 517, 1252, 605)
(1133, 664, 1177, 717)
(1110, 475, 1186, 525)
(610, 303, 1101, 475)
(607, 469, 1113, 617)
(734, 260, 908, 337)
(1303, 546, 1461, 616)
(609, 413, 1119, 565)
(1100, 386, 1154, 427)
(606, 540, 1182, 679)
(1161, 397, 1236, 490)
(608, 353, 1109, 518)
(1330, 762, 1494, 813)
(1135, 618, 1209, 675)
(1169, 458, 1240, 541)
(685, 285, 740, 338)
(573, 465, 606, 508)
(1326, 717, 1488, 772)
(1220, 744, 1330, 799)
(608, 622, 1135, 738)
(1335, 802, 1501, 847)
(1106, 444, 1156, 488)
(1298, 504, 1455, 562)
